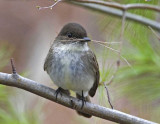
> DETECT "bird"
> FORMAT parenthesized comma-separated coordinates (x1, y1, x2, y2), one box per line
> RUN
(44, 23, 99, 118)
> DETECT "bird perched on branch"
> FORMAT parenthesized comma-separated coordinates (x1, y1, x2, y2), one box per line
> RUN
(44, 23, 99, 118)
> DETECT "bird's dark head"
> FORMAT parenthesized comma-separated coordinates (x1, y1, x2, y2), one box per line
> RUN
(56, 23, 90, 43)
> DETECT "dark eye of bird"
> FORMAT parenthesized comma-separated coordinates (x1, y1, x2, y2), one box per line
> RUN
(67, 33, 72, 38)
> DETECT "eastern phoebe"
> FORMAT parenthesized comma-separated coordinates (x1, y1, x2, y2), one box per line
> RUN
(44, 23, 99, 118)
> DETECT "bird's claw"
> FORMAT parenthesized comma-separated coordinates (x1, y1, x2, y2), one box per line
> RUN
(80, 90, 86, 109)
(55, 87, 63, 100)
(81, 97, 86, 109)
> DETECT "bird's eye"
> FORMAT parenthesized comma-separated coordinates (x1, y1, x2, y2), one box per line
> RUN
(67, 33, 72, 38)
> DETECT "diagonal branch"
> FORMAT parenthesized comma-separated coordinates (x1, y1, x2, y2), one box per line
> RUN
(0, 72, 157, 124)
(70, 0, 160, 12)
(67, 1, 160, 31)
(36, 0, 160, 31)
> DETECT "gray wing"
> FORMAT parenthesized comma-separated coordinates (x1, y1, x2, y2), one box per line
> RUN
(44, 46, 54, 71)
(81, 50, 100, 97)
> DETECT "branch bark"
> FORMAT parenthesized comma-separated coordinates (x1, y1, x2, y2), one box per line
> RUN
(37, 0, 160, 31)
(70, 0, 160, 12)
(0, 72, 157, 124)
(67, 1, 160, 31)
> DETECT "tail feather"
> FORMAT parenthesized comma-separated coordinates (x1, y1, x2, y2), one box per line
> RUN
(76, 94, 92, 118)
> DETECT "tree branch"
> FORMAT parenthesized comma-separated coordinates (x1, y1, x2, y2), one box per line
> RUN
(70, 0, 160, 12)
(36, 0, 160, 31)
(0, 72, 157, 124)
(67, 1, 160, 31)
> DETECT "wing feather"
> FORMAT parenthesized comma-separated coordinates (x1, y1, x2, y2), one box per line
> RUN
(81, 50, 100, 97)
(44, 46, 54, 71)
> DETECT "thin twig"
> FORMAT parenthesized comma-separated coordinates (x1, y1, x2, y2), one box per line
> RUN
(106, 75, 114, 85)
(103, 82, 114, 109)
(118, 10, 126, 68)
(91, 40, 121, 44)
(10, 58, 17, 74)
(36, 0, 62, 10)
(94, 41, 132, 68)
(93, 41, 134, 85)
(120, 55, 132, 68)
(57, 39, 120, 44)
(95, 42, 120, 53)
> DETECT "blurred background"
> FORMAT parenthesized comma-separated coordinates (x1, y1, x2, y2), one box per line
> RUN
(0, 0, 160, 124)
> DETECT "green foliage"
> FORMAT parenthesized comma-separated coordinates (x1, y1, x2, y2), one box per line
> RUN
(0, 43, 42, 124)
(98, 0, 160, 122)
(117, 0, 160, 104)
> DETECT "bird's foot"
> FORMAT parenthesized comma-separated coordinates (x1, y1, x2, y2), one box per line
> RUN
(55, 87, 70, 100)
(80, 90, 86, 109)
(55, 87, 63, 100)
(81, 96, 86, 109)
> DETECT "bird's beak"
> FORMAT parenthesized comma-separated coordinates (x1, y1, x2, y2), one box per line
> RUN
(83, 37, 91, 42)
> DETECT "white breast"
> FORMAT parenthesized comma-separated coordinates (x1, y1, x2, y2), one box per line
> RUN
(47, 42, 94, 97)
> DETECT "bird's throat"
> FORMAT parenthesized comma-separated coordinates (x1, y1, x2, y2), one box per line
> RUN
(54, 42, 89, 52)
